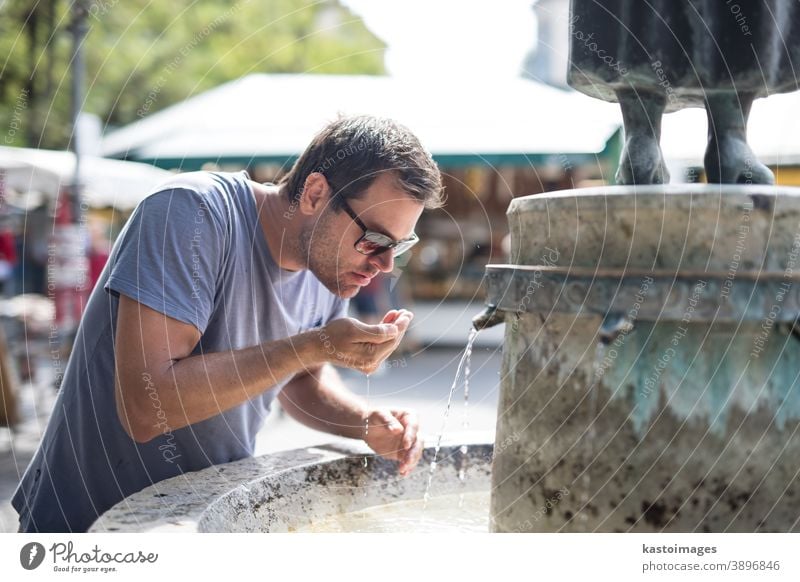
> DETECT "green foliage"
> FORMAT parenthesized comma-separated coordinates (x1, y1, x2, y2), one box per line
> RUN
(0, 0, 386, 149)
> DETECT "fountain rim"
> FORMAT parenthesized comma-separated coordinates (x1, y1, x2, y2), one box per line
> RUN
(90, 435, 495, 533)
(481, 264, 800, 323)
(486, 263, 800, 282)
(507, 183, 800, 207)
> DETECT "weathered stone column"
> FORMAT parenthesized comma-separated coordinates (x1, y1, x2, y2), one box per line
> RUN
(487, 184, 800, 532)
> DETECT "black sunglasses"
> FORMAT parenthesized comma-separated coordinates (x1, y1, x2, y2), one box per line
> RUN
(338, 198, 419, 257)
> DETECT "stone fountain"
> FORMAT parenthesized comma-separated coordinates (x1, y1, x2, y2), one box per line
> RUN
(481, 184, 800, 532)
(480, 0, 800, 532)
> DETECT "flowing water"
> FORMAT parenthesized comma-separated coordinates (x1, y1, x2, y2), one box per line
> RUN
(297, 491, 490, 533)
(363, 373, 370, 481)
(423, 327, 479, 506)
(458, 335, 475, 506)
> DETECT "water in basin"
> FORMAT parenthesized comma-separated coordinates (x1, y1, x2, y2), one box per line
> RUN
(297, 491, 490, 533)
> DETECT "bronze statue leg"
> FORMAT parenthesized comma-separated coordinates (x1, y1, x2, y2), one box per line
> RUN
(615, 89, 669, 185)
(704, 92, 774, 184)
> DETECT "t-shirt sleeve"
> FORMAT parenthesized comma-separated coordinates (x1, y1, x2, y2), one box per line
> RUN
(104, 187, 225, 334)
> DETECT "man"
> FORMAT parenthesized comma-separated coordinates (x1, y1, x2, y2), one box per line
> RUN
(13, 115, 444, 532)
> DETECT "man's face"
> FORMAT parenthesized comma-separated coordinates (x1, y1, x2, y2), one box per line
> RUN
(302, 172, 425, 299)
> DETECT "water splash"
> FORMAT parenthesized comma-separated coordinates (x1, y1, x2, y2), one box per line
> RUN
(424, 327, 480, 507)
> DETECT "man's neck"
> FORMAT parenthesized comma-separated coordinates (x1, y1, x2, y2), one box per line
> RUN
(249, 181, 306, 272)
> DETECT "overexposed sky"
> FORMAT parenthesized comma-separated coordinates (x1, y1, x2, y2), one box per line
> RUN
(340, 0, 537, 79)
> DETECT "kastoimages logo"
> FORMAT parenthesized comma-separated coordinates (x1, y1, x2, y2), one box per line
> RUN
(20, 542, 46, 570)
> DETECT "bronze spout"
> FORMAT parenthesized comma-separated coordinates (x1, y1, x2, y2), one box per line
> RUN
(472, 305, 504, 331)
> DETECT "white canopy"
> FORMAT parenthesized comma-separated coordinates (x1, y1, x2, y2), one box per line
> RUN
(0, 146, 173, 210)
(101, 73, 800, 176)
(101, 74, 623, 167)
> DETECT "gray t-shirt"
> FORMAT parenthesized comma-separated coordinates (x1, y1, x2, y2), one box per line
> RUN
(12, 171, 347, 532)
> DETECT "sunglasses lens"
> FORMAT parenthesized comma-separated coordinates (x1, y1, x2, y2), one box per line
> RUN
(392, 234, 419, 257)
(391, 241, 413, 257)
(356, 233, 392, 256)
(355, 232, 419, 257)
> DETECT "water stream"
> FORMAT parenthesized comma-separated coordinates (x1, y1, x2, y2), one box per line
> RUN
(423, 327, 480, 506)
(363, 373, 370, 487)
(458, 333, 475, 507)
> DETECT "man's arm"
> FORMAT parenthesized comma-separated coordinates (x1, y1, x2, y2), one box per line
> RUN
(277, 363, 423, 477)
(277, 364, 368, 439)
(114, 296, 402, 444)
(114, 295, 324, 443)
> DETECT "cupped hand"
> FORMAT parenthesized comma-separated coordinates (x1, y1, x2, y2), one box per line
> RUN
(363, 407, 423, 477)
(318, 309, 414, 374)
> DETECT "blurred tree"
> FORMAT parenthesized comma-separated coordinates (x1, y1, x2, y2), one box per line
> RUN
(0, 0, 385, 149)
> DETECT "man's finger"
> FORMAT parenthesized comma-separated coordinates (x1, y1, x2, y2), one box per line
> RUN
(381, 310, 400, 324)
(384, 309, 413, 330)
(391, 408, 414, 424)
(369, 409, 400, 432)
(407, 437, 423, 465)
(395, 316, 412, 333)
(352, 320, 399, 343)
(399, 438, 423, 476)
(389, 409, 418, 451)
(378, 410, 403, 432)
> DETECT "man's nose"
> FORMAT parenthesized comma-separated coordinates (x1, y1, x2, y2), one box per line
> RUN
(369, 251, 394, 274)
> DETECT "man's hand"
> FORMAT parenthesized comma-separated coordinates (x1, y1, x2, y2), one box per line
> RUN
(363, 407, 423, 477)
(319, 309, 413, 374)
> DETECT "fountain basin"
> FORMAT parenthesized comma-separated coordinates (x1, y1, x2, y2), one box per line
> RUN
(90, 438, 493, 533)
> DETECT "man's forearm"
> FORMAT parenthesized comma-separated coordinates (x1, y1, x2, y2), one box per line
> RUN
(130, 332, 324, 442)
(277, 364, 368, 440)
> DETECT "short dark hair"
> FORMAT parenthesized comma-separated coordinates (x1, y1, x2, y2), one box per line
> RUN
(278, 115, 444, 211)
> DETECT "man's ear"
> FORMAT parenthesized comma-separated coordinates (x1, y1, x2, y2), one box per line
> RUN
(298, 173, 332, 216)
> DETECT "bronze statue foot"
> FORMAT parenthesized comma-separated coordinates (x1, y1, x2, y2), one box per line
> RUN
(704, 133, 774, 184)
(616, 133, 670, 185)
(704, 92, 774, 185)
(615, 90, 670, 185)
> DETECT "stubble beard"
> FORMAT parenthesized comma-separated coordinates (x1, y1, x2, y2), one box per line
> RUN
(300, 215, 360, 299)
